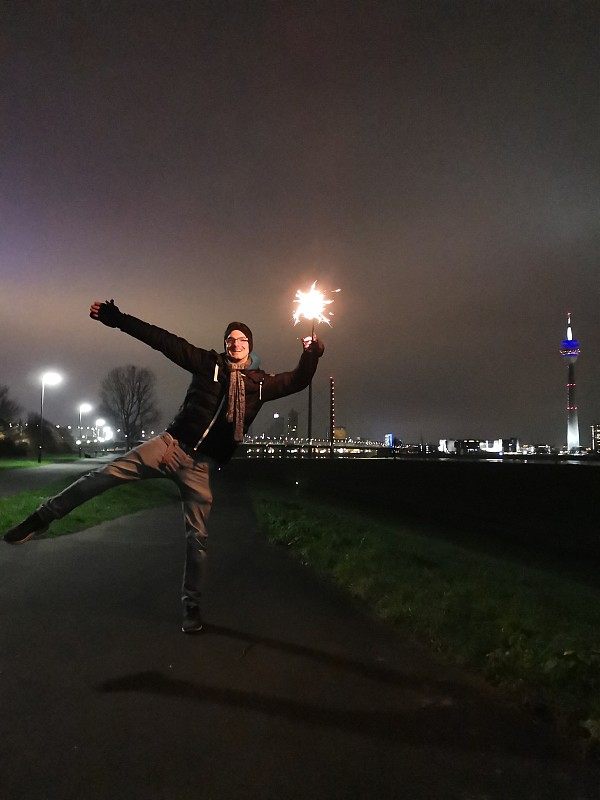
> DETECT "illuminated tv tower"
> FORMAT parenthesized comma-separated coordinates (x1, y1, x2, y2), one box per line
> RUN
(559, 312, 581, 451)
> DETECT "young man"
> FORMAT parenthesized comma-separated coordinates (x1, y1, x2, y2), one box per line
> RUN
(3, 299, 325, 633)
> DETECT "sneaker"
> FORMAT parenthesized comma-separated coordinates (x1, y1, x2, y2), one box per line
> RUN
(3, 511, 49, 545)
(181, 605, 203, 634)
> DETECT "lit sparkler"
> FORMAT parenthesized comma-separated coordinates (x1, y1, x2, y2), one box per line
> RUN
(292, 281, 339, 443)
(292, 281, 339, 335)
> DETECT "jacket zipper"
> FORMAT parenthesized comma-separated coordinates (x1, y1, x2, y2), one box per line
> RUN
(193, 395, 225, 451)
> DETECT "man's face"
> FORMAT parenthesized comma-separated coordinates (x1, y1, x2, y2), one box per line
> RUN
(225, 329, 250, 363)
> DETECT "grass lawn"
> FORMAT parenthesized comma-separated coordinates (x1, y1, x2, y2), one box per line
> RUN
(248, 480, 600, 757)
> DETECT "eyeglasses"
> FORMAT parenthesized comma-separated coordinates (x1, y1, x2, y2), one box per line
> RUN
(226, 337, 249, 346)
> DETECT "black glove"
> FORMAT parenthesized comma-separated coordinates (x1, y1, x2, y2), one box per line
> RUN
(311, 338, 325, 357)
(94, 299, 123, 328)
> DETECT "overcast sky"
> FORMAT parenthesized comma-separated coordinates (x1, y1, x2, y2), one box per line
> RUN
(2, 0, 599, 446)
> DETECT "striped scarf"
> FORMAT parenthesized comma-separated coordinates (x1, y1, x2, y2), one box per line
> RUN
(226, 361, 246, 443)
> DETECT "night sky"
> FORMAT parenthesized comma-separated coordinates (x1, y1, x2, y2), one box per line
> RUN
(3, 1, 599, 446)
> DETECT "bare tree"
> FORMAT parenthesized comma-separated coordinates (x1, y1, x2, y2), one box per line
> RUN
(100, 365, 161, 442)
(0, 385, 22, 428)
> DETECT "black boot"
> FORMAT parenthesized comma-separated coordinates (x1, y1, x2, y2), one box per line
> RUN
(3, 511, 49, 544)
(181, 604, 203, 634)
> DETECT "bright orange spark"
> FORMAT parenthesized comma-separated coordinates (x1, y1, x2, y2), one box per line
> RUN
(292, 281, 339, 327)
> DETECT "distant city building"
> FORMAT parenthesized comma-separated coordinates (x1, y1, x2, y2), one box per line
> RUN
(287, 408, 298, 438)
(268, 412, 285, 438)
(439, 438, 520, 455)
(559, 312, 581, 451)
(453, 439, 481, 455)
(439, 439, 478, 454)
(333, 426, 347, 440)
(591, 425, 600, 453)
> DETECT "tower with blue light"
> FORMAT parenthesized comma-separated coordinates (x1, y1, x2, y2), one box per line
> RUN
(559, 312, 581, 451)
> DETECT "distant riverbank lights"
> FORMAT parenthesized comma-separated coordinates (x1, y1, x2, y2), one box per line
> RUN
(292, 281, 340, 333)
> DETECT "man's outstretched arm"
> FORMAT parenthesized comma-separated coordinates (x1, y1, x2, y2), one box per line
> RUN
(261, 335, 325, 401)
(89, 299, 214, 373)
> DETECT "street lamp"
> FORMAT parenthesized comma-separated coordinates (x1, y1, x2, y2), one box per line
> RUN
(38, 371, 62, 463)
(92, 418, 107, 454)
(78, 403, 92, 457)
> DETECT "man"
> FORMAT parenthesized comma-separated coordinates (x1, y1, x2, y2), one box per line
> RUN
(3, 299, 324, 633)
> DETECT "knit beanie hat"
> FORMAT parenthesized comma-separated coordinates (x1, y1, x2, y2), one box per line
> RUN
(224, 321, 253, 353)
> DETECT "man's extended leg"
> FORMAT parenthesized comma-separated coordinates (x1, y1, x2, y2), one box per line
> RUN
(2, 468, 124, 543)
(3, 436, 171, 544)
(176, 460, 213, 633)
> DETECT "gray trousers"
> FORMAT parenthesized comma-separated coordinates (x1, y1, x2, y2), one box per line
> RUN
(37, 433, 213, 610)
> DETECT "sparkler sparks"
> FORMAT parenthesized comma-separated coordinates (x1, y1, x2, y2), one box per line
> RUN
(292, 281, 339, 329)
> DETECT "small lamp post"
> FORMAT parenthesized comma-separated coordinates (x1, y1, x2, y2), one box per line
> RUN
(78, 403, 92, 457)
(38, 371, 62, 463)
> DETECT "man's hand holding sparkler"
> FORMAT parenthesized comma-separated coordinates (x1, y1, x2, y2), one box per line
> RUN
(302, 335, 325, 356)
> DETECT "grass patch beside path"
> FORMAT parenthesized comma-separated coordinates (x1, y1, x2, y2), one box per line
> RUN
(249, 482, 600, 756)
(0, 478, 179, 537)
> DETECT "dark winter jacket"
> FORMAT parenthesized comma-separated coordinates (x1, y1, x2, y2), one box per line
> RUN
(118, 315, 323, 464)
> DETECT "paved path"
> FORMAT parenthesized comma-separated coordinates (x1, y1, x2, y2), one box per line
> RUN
(1, 470, 599, 799)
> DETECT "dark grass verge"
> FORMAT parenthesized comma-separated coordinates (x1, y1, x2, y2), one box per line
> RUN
(248, 481, 600, 759)
(0, 478, 180, 537)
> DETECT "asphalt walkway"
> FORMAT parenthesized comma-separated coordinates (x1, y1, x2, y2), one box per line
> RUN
(1, 467, 599, 799)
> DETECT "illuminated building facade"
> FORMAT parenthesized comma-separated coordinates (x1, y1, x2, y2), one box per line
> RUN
(559, 312, 581, 451)
(286, 409, 298, 438)
(269, 412, 285, 438)
(591, 425, 600, 454)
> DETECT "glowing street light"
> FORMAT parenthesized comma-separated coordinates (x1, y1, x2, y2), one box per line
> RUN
(38, 371, 62, 463)
(79, 403, 92, 431)
(101, 425, 114, 443)
(93, 418, 106, 443)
